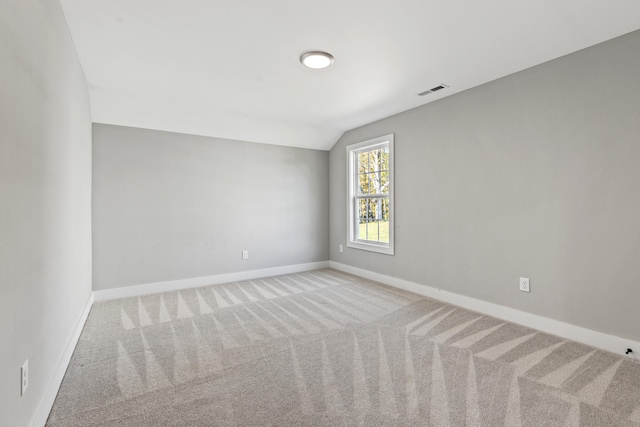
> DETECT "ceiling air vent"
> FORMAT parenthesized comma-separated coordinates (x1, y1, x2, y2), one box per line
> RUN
(418, 84, 449, 96)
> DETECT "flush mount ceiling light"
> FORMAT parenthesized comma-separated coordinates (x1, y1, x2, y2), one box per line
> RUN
(300, 51, 334, 69)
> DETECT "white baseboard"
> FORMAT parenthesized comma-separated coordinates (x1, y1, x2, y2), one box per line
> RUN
(330, 261, 640, 357)
(94, 261, 330, 301)
(31, 292, 94, 427)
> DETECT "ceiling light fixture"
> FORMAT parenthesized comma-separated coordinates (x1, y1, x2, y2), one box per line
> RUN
(300, 51, 334, 69)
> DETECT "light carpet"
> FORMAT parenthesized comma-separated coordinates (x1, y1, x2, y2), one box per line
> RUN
(47, 269, 640, 426)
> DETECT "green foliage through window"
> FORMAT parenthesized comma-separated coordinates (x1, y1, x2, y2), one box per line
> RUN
(354, 146, 390, 244)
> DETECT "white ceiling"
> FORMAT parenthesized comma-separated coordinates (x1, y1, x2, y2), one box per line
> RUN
(58, 0, 640, 150)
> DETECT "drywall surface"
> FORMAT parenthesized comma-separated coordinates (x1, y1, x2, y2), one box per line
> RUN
(0, 0, 92, 425)
(329, 30, 640, 344)
(92, 124, 329, 290)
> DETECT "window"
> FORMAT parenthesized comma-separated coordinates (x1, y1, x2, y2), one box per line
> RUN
(347, 134, 394, 255)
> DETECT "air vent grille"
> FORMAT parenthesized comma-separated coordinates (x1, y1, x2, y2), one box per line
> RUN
(418, 84, 449, 96)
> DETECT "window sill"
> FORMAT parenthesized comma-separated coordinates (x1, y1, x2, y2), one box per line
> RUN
(347, 240, 394, 255)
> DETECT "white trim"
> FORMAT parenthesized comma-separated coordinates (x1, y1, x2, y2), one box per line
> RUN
(31, 293, 94, 427)
(346, 134, 395, 255)
(94, 261, 330, 301)
(330, 261, 640, 357)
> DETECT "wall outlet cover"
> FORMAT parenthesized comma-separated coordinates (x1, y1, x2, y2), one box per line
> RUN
(520, 277, 530, 292)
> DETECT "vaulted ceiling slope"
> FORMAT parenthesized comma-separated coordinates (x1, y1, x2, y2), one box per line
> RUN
(58, 0, 640, 150)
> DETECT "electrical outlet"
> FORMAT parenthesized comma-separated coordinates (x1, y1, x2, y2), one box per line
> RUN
(339, 244, 343, 253)
(519, 277, 530, 293)
(21, 359, 28, 396)
(242, 250, 248, 260)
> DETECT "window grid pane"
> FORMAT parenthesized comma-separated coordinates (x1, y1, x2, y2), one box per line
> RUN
(355, 147, 388, 197)
(356, 196, 389, 243)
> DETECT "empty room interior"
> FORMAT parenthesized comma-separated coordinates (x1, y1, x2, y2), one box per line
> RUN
(3, 0, 640, 426)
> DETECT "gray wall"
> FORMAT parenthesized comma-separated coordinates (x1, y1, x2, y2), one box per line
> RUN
(330, 30, 640, 343)
(0, 0, 92, 425)
(92, 124, 329, 290)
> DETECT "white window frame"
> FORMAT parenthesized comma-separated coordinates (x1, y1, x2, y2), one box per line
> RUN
(346, 134, 394, 255)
